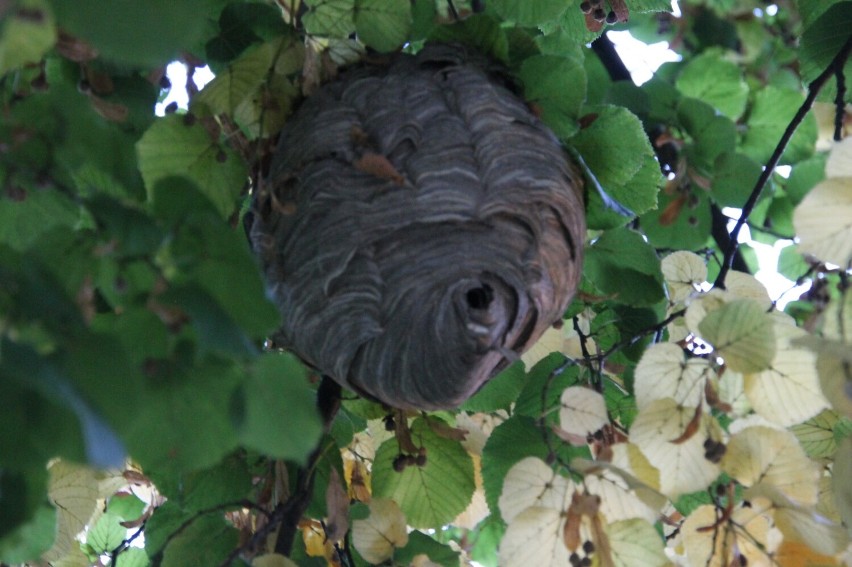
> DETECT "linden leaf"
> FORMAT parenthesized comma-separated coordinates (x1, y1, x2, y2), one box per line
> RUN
(721, 426, 820, 506)
(584, 471, 658, 524)
(351, 498, 409, 564)
(633, 343, 711, 409)
(744, 329, 830, 426)
(661, 251, 707, 303)
(498, 506, 571, 567)
(698, 299, 775, 374)
(790, 409, 841, 459)
(43, 460, 99, 562)
(629, 399, 719, 498)
(793, 177, 852, 267)
(498, 457, 572, 523)
(826, 137, 852, 178)
(774, 505, 850, 556)
(559, 387, 609, 438)
(607, 518, 667, 567)
(252, 554, 300, 567)
(681, 502, 775, 567)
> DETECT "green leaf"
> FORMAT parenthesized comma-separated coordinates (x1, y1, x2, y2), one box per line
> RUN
(87, 513, 127, 554)
(776, 245, 810, 281)
(0, 504, 56, 564)
(790, 409, 841, 459)
(173, 454, 254, 513)
(160, 513, 238, 567)
(372, 418, 475, 529)
(124, 358, 241, 475)
(740, 86, 817, 165)
(47, 0, 214, 67)
(677, 97, 737, 171)
(491, 0, 569, 26)
(0, 0, 56, 75)
(675, 50, 748, 119)
(785, 153, 827, 205)
(711, 152, 763, 208)
(521, 54, 586, 138)
(800, 2, 852, 85)
(641, 189, 712, 251)
(136, 114, 248, 219)
(236, 354, 322, 463)
(395, 531, 461, 567)
(698, 299, 776, 373)
(461, 361, 527, 413)
(107, 493, 146, 523)
(427, 14, 509, 63)
(354, 0, 411, 52)
(570, 106, 662, 221)
(115, 547, 149, 567)
(583, 228, 666, 307)
(0, 188, 81, 252)
(303, 0, 356, 38)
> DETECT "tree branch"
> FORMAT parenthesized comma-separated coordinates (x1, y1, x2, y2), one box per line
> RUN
(714, 36, 852, 288)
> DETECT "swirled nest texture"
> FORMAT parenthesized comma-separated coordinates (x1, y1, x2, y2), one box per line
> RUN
(249, 43, 585, 410)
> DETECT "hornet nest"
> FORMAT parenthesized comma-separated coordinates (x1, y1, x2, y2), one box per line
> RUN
(248, 43, 586, 410)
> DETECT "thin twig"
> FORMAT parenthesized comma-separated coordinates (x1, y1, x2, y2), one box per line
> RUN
(600, 308, 686, 360)
(715, 36, 852, 288)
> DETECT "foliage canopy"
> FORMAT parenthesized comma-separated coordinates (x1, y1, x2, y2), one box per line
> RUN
(1, 0, 851, 566)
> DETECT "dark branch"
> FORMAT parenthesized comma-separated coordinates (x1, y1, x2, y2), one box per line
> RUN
(715, 36, 852, 288)
(591, 33, 632, 82)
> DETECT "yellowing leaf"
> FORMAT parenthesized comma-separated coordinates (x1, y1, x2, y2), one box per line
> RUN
(498, 506, 572, 567)
(722, 426, 820, 506)
(629, 399, 719, 498)
(721, 271, 772, 308)
(633, 343, 711, 409)
(826, 137, 852, 178)
(43, 460, 99, 562)
(584, 470, 658, 524)
(252, 554, 300, 567)
(790, 409, 841, 459)
(698, 299, 775, 373)
(793, 177, 852, 267)
(717, 369, 752, 416)
(833, 438, 852, 542)
(775, 540, 843, 567)
(607, 518, 668, 567)
(816, 348, 852, 420)
(661, 251, 707, 303)
(351, 497, 409, 564)
(498, 457, 572, 523)
(522, 325, 568, 369)
(559, 387, 609, 438)
(775, 506, 849, 556)
(744, 341, 829, 426)
(681, 501, 776, 567)
(610, 442, 661, 493)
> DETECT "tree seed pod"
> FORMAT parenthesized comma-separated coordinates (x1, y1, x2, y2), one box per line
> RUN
(249, 43, 585, 410)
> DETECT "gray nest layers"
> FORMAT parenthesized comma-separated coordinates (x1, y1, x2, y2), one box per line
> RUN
(249, 43, 585, 410)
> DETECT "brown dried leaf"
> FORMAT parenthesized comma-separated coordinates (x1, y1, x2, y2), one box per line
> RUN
(658, 194, 685, 226)
(425, 417, 468, 442)
(354, 152, 405, 185)
(89, 95, 128, 123)
(56, 30, 98, 62)
(669, 403, 702, 444)
(324, 468, 349, 543)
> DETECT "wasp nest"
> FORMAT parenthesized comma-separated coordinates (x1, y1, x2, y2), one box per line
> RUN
(248, 43, 585, 410)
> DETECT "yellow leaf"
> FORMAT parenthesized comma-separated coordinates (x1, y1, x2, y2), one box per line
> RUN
(744, 337, 829, 426)
(717, 369, 752, 416)
(498, 457, 572, 523)
(681, 501, 776, 567)
(816, 349, 852, 420)
(722, 426, 820, 506)
(721, 271, 772, 308)
(522, 324, 568, 369)
(661, 251, 707, 303)
(607, 518, 668, 567)
(775, 540, 843, 567)
(454, 453, 489, 529)
(584, 471, 658, 524)
(793, 176, 852, 267)
(633, 343, 711, 409)
(43, 460, 100, 562)
(698, 299, 775, 373)
(498, 506, 572, 567)
(629, 399, 720, 498)
(611, 442, 661, 492)
(826, 137, 852, 178)
(560, 386, 609, 438)
(351, 497, 409, 564)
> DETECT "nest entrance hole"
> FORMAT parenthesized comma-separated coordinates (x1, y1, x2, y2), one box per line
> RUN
(466, 284, 494, 310)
